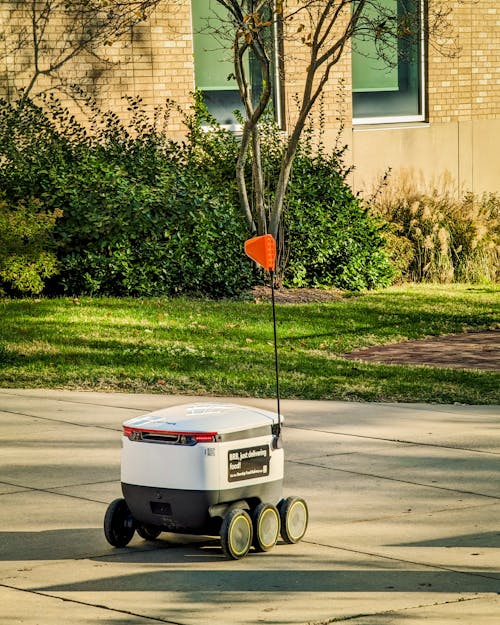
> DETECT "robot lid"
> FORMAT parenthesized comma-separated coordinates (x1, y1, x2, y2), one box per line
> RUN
(122, 402, 282, 443)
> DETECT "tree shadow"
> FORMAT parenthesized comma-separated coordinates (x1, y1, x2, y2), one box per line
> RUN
(2, 527, 499, 596)
(391, 531, 500, 548)
(35, 566, 500, 595)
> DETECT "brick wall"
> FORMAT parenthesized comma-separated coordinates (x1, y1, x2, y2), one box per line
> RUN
(427, 0, 500, 123)
(0, 0, 195, 135)
(1, 1, 498, 135)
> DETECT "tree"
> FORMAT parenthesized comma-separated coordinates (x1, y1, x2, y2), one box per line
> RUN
(1, 0, 162, 100)
(212, 0, 460, 242)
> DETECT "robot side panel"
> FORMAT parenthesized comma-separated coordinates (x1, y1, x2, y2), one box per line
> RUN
(120, 437, 220, 491)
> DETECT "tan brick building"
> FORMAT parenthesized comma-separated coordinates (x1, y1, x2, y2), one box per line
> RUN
(1, 1, 499, 194)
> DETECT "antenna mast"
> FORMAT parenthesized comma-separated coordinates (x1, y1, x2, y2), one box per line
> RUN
(270, 268, 281, 436)
(244, 235, 282, 446)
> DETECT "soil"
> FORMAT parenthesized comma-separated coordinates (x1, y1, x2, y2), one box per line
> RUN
(250, 286, 343, 304)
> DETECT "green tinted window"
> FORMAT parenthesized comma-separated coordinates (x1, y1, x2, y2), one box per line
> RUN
(352, 0, 423, 121)
(192, 0, 278, 126)
(192, 0, 247, 125)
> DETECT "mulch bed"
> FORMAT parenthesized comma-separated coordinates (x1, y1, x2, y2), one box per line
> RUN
(250, 286, 343, 304)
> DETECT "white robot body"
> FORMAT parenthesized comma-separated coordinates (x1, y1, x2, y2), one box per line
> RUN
(120, 403, 284, 533)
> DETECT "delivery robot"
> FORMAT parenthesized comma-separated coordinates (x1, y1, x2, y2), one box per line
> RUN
(104, 402, 308, 559)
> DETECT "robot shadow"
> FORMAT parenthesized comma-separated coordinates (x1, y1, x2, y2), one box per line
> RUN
(0, 528, 242, 563)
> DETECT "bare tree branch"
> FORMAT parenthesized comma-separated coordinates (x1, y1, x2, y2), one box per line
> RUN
(210, 0, 460, 246)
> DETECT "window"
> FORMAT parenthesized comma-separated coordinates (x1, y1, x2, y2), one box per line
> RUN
(192, 0, 242, 127)
(352, 0, 424, 123)
(191, 0, 282, 128)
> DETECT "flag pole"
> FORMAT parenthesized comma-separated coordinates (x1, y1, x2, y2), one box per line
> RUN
(270, 269, 281, 446)
(244, 234, 282, 447)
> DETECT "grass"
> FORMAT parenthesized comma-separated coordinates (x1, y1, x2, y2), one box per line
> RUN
(0, 284, 498, 404)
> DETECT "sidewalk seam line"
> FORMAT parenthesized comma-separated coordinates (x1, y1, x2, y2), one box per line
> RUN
(303, 539, 500, 582)
(0, 583, 184, 624)
(305, 593, 496, 624)
(292, 459, 500, 500)
(287, 425, 500, 456)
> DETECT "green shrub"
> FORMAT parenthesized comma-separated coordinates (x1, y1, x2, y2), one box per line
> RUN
(0, 96, 83, 202)
(0, 94, 253, 297)
(371, 170, 500, 284)
(257, 116, 394, 290)
(284, 151, 394, 290)
(52, 144, 252, 297)
(0, 93, 394, 296)
(0, 197, 62, 294)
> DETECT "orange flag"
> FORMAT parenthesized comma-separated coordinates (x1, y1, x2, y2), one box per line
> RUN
(244, 234, 276, 272)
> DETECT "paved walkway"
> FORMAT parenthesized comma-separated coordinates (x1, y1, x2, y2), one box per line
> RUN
(344, 330, 500, 371)
(1, 389, 499, 624)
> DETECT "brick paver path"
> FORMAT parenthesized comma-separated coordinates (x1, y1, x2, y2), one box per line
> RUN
(343, 330, 500, 371)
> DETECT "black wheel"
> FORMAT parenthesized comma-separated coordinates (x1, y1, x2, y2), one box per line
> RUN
(278, 496, 308, 544)
(103, 498, 135, 547)
(220, 508, 253, 560)
(252, 503, 280, 552)
(136, 524, 162, 541)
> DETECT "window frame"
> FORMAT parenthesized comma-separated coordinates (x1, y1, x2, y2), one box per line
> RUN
(191, 0, 284, 131)
(352, 0, 426, 126)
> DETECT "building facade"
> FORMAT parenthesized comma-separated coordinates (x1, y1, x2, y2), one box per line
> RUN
(1, 0, 499, 195)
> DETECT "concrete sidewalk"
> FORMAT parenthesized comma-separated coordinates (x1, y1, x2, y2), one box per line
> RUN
(1, 389, 499, 624)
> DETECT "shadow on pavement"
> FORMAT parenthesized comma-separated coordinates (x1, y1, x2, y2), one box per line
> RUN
(2, 528, 499, 595)
(34, 568, 500, 594)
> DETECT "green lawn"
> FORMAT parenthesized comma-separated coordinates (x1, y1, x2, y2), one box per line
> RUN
(0, 284, 498, 404)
